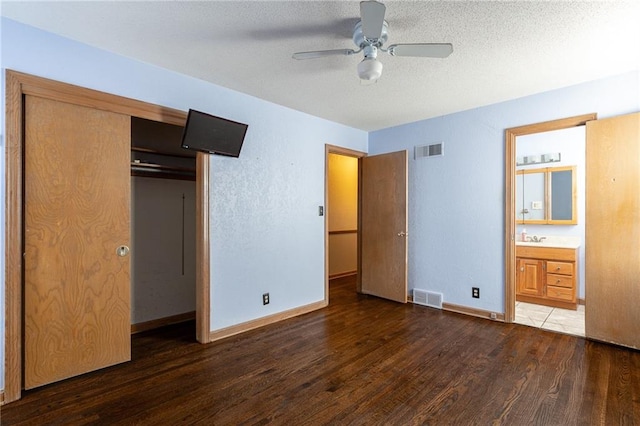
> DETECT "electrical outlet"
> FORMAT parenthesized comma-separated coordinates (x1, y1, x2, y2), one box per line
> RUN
(263, 293, 270, 305)
(472, 287, 480, 298)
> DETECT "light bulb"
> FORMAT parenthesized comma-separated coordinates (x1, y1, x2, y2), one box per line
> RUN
(357, 57, 383, 81)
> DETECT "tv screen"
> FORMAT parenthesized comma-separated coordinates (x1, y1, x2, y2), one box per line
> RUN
(181, 109, 248, 157)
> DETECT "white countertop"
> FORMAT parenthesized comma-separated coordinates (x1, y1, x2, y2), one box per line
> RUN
(516, 236, 581, 249)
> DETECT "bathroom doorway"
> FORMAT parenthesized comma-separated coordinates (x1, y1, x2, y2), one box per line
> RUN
(504, 114, 596, 337)
(513, 125, 586, 337)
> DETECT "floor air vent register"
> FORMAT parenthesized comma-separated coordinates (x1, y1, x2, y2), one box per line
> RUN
(413, 289, 443, 309)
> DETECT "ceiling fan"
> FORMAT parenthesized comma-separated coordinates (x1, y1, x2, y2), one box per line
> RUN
(292, 0, 453, 82)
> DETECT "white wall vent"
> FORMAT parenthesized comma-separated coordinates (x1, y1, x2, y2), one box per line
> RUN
(413, 289, 443, 309)
(415, 143, 444, 159)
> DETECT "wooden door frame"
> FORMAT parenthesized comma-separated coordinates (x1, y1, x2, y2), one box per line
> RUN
(504, 113, 596, 323)
(3, 70, 211, 404)
(325, 145, 367, 301)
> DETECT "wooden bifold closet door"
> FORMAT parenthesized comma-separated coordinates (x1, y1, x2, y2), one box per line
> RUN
(24, 95, 132, 389)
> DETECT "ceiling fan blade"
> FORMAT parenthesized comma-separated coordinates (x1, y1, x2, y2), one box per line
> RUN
(292, 49, 357, 60)
(387, 43, 453, 58)
(360, 0, 386, 40)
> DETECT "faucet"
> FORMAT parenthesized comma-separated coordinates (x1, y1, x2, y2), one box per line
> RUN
(528, 236, 547, 243)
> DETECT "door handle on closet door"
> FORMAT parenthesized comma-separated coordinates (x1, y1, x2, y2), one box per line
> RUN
(116, 245, 130, 257)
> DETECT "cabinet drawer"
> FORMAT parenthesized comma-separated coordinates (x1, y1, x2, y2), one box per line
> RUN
(546, 261, 573, 275)
(546, 273, 573, 288)
(546, 285, 574, 302)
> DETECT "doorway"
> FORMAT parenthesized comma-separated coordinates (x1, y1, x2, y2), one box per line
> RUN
(324, 145, 409, 305)
(513, 125, 586, 337)
(504, 114, 596, 328)
(130, 117, 197, 334)
(327, 153, 359, 280)
(325, 145, 365, 299)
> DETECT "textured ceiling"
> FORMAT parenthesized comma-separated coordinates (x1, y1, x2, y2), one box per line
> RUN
(3, 1, 640, 131)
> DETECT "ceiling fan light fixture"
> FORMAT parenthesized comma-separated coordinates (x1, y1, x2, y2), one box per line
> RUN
(291, 1, 453, 84)
(357, 57, 383, 81)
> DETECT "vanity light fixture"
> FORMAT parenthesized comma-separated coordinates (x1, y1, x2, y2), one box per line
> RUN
(542, 152, 561, 163)
(516, 152, 561, 166)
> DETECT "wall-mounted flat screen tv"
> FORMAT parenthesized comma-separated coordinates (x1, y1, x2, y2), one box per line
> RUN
(181, 109, 248, 158)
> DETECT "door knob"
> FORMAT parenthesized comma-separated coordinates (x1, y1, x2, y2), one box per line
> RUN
(397, 231, 408, 237)
(116, 245, 130, 257)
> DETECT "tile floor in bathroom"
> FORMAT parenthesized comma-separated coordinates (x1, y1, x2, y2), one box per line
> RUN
(515, 301, 585, 337)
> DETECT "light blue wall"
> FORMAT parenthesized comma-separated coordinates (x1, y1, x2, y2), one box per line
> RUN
(0, 17, 368, 390)
(369, 70, 640, 314)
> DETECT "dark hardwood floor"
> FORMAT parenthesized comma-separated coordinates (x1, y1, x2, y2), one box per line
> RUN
(2, 276, 639, 425)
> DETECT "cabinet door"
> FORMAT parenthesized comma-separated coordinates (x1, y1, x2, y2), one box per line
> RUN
(516, 258, 543, 296)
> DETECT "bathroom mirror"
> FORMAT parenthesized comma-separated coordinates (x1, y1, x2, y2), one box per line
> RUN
(516, 165, 576, 224)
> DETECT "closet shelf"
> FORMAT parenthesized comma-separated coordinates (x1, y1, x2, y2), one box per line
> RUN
(131, 162, 196, 181)
(131, 146, 195, 159)
(131, 161, 195, 173)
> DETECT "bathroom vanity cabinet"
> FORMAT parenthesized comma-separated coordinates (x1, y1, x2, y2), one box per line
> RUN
(516, 245, 578, 310)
